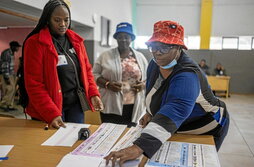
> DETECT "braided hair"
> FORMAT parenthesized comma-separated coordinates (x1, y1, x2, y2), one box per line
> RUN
(18, 0, 71, 109)
(25, 0, 71, 41)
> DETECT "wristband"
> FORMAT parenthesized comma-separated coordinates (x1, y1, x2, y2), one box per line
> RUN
(105, 81, 110, 89)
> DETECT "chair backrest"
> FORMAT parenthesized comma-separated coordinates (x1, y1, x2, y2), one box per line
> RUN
(0, 114, 15, 118)
(85, 110, 101, 125)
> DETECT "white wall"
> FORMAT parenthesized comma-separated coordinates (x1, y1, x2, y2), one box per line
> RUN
(14, 0, 133, 41)
(213, 0, 254, 36)
(136, 0, 200, 36)
(137, 0, 254, 37)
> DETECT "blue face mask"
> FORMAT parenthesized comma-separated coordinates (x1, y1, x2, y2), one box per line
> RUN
(153, 58, 177, 69)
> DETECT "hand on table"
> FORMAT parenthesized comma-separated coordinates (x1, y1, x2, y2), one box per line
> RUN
(104, 145, 143, 167)
(50, 116, 66, 129)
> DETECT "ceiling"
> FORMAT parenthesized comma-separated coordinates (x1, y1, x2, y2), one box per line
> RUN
(0, 0, 89, 29)
(0, 0, 39, 28)
(0, 11, 37, 28)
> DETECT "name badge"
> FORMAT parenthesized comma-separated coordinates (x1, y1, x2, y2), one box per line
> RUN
(57, 55, 68, 66)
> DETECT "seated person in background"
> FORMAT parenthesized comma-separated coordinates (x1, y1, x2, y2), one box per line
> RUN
(198, 59, 210, 75)
(93, 22, 148, 127)
(213, 63, 226, 76)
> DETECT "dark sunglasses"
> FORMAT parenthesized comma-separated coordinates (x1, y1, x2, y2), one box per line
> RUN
(148, 45, 176, 54)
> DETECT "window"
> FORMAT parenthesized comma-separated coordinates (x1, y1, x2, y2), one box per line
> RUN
(252, 37, 254, 50)
(134, 36, 150, 49)
(134, 35, 254, 50)
(186, 36, 200, 50)
(239, 36, 252, 50)
(222, 37, 238, 49)
(210, 37, 222, 50)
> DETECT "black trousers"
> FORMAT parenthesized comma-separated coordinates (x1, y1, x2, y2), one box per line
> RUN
(204, 110, 230, 151)
(100, 104, 136, 127)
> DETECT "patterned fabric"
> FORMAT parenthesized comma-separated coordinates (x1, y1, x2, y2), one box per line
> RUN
(93, 47, 148, 123)
(121, 54, 141, 104)
(146, 20, 187, 49)
(0, 48, 15, 78)
(133, 52, 229, 158)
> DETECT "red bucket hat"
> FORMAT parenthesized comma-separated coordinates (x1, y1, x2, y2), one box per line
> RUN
(146, 20, 187, 50)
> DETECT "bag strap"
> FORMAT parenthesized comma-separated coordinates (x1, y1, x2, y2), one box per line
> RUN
(52, 37, 82, 89)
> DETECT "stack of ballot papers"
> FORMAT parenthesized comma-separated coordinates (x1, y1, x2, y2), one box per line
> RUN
(145, 141, 221, 167)
(57, 123, 143, 167)
(56, 123, 221, 167)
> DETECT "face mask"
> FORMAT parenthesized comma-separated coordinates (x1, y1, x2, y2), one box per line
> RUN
(153, 58, 177, 69)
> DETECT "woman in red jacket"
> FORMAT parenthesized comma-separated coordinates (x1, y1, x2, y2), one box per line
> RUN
(23, 0, 103, 128)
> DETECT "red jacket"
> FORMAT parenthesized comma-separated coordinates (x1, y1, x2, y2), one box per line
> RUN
(24, 27, 100, 123)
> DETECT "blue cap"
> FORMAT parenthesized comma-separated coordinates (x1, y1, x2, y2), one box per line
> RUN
(113, 22, 135, 41)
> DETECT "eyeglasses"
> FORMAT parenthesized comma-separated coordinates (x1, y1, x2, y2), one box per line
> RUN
(148, 45, 176, 54)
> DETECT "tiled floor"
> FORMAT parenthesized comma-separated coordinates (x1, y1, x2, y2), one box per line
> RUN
(219, 94, 254, 167)
(0, 94, 254, 167)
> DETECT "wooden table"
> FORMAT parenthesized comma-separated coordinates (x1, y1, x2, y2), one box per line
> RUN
(207, 76, 231, 98)
(0, 117, 214, 167)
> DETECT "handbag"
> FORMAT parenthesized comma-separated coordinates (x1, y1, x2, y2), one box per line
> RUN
(76, 87, 90, 112)
(54, 38, 91, 112)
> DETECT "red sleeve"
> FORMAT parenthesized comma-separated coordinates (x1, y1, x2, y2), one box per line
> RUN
(24, 38, 61, 123)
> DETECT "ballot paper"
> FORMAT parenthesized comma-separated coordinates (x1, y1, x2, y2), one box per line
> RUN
(57, 124, 142, 167)
(145, 141, 221, 167)
(71, 123, 127, 157)
(99, 159, 140, 167)
(42, 123, 90, 147)
(98, 126, 143, 167)
(57, 154, 103, 167)
(0, 145, 14, 161)
(109, 125, 143, 152)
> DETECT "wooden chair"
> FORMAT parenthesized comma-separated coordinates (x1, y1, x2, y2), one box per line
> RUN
(85, 110, 101, 125)
(0, 114, 15, 118)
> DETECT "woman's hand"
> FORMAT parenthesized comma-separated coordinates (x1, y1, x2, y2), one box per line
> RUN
(50, 116, 66, 129)
(139, 113, 152, 128)
(104, 145, 143, 167)
(131, 81, 145, 93)
(91, 96, 104, 111)
(107, 82, 122, 92)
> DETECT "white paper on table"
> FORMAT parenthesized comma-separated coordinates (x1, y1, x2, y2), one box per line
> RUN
(145, 141, 221, 167)
(98, 126, 143, 167)
(0, 145, 14, 161)
(42, 123, 90, 147)
(99, 159, 140, 167)
(57, 154, 103, 167)
(109, 125, 143, 152)
(72, 123, 126, 157)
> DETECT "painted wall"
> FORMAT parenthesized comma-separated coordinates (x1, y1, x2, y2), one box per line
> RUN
(212, 0, 254, 36)
(12, 0, 133, 64)
(0, 28, 33, 72)
(136, 0, 200, 36)
(136, 0, 254, 36)
(187, 50, 254, 94)
(14, 0, 133, 42)
(137, 49, 254, 94)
